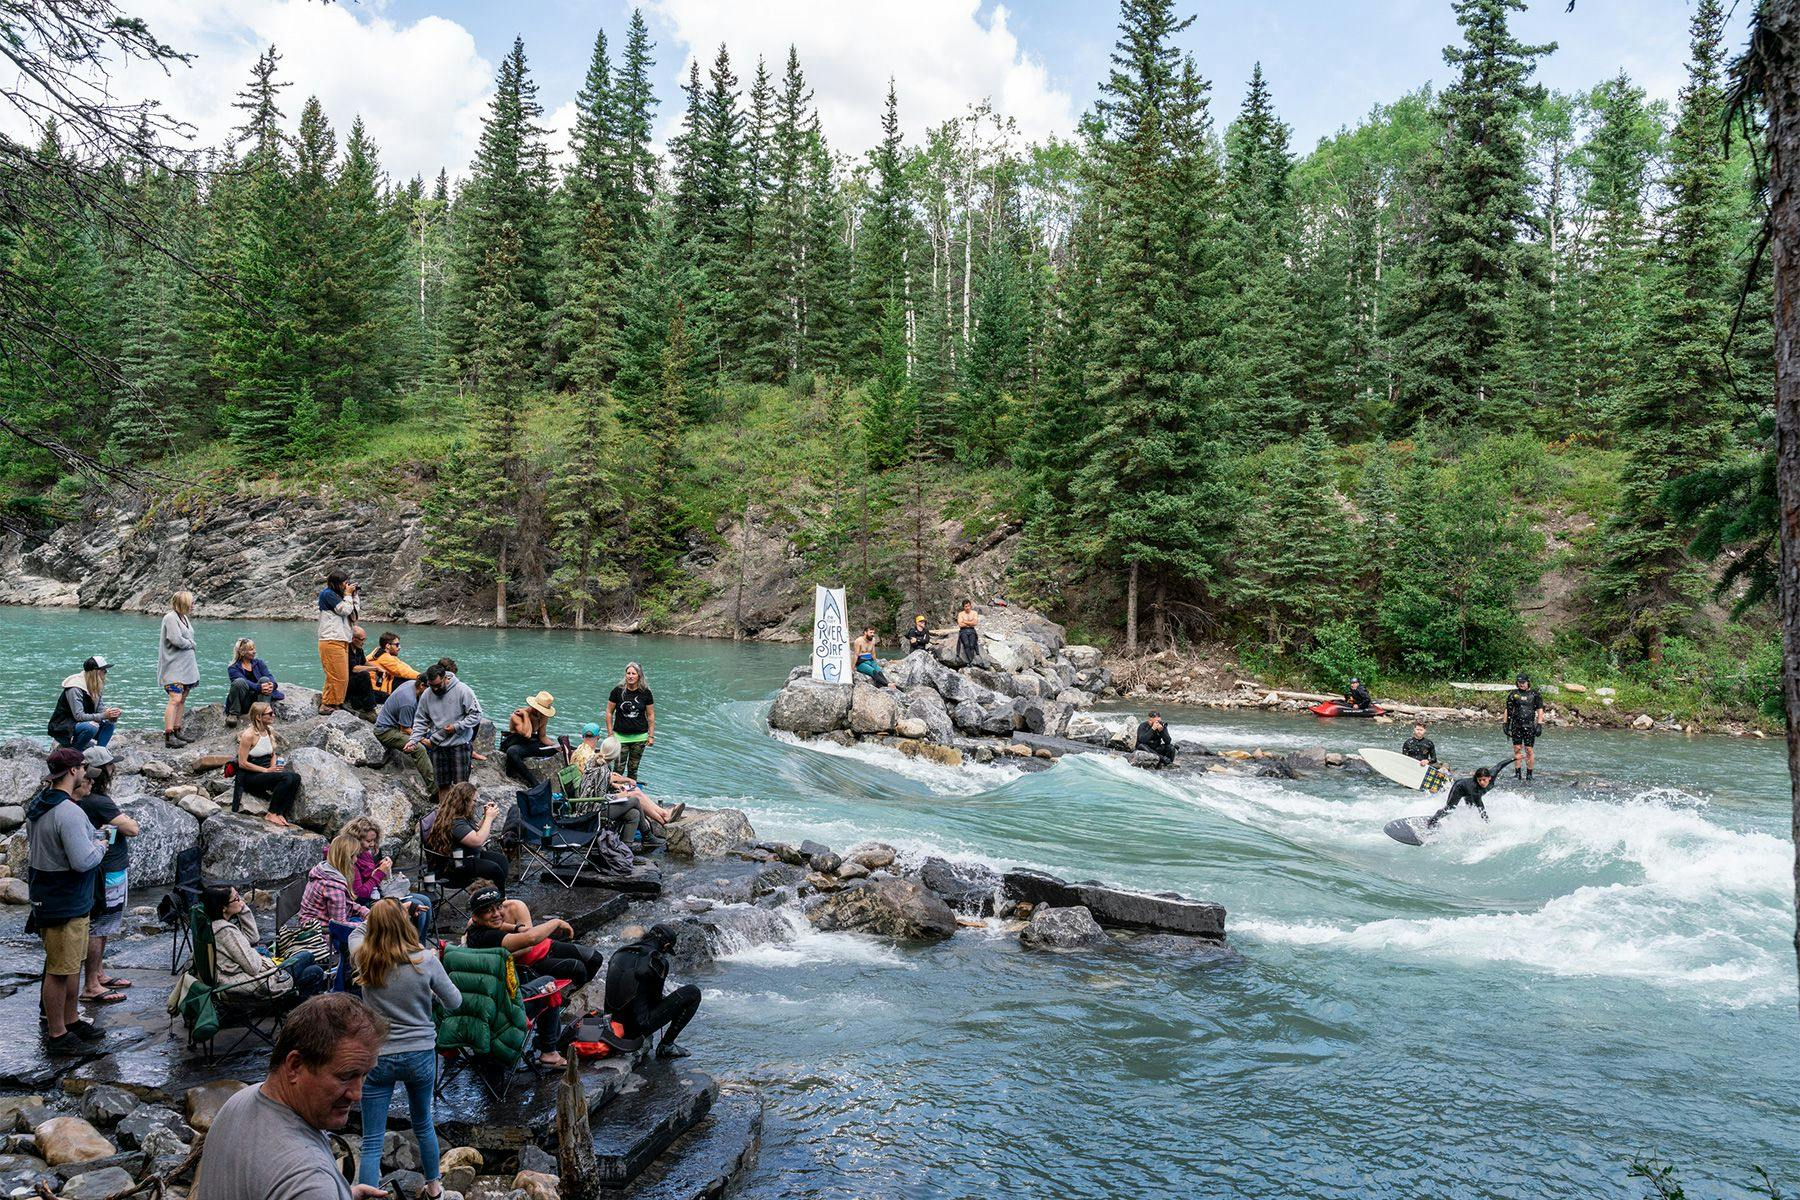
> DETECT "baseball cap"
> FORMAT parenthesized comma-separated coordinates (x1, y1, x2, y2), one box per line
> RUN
(582, 723, 602, 737)
(83, 655, 111, 672)
(45, 747, 86, 775)
(469, 887, 504, 913)
(82, 746, 116, 769)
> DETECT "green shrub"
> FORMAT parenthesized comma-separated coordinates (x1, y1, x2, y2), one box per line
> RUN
(1305, 619, 1378, 693)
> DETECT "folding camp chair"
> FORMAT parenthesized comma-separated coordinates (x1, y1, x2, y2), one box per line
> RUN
(183, 904, 302, 1061)
(418, 814, 479, 938)
(507, 779, 604, 889)
(434, 946, 572, 1102)
(164, 845, 205, 973)
(328, 920, 361, 995)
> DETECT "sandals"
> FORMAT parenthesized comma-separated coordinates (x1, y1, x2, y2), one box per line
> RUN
(101, 976, 133, 990)
(80, 990, 127, 1005)
(667, 803, 686, 823)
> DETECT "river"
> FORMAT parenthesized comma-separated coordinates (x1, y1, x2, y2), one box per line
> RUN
(2, 607, 1795, 1198)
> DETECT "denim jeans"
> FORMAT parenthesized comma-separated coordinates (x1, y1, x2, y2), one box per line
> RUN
(280, 950, 326, 996)
(68, 720, 115, 750)
(358, 1047, 441, 1186)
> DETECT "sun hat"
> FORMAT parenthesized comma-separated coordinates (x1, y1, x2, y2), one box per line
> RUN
(524, 691, 556, 719)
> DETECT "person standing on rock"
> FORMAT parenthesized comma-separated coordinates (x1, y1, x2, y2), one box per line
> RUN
(47, 655, 119, 750)
(193, 994, 390, 1200)
(316, 571, 360, 715)
(1135, 712, 1175, 767)
(904, 614, 932, 655)
(26, 747, 106, 1053)
(604, 923, 700, 1060)
(374, 678, 433, 792)
(226, 638, 284, 728)
(158, 590, 199, 748)
(1504, 674, 1544, 781)
(406, 663, 483, 795)
(75, 746, 137, 1006)
(954, 601, 983, 667)
(853, 628, 894, 688)
(606, 662, 655, 782)
(235, 700, 303, 827)
(349, 900, 460, 1199)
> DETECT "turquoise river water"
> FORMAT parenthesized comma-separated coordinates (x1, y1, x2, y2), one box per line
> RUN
(0, 607, 1795, 1198)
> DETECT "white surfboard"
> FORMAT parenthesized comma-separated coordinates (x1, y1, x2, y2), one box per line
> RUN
(1359, 747, 1450, 794)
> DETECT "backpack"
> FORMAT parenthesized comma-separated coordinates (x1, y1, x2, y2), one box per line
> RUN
(569, 1010, 640, 1059)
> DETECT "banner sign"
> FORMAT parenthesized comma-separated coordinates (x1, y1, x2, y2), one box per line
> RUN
(812, 586, 850, 683)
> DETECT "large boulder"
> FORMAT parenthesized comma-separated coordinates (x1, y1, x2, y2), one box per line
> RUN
(287, 746, 369, 833)
(0, 755, 43, 806)
(898, 688, 955, 745)
(808, 878, 957, 941)
(663, 808, 756, 859)
(1002, 870, 1226, 940)
(1019, 905, 1108, 952)
(362, 776, 424, 844)
(1284, 745, 1329, 777)
(202, 815, 326, 884)
(272, 685, 324, 723)
(1063, 645, 1103, 671)
(303, 711, 388, 768)
(767, 679, 852, 736)
(916, 857, 1000, 915)
(886, 651, 954, 693)
(116, 793, 200, 887)
(847, 682, 900, 735)
(1015, 698, 1072, 738)
(183, 1082, 247, 1133)
(33, 1117, 113, 1166)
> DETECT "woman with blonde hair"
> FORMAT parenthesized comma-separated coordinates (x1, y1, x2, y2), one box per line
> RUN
(316, 569, 359, 714)
(350, 898, 460, 1198)
(47, 656, 120, 750)
(233, 701, 301, 826)
(606, 662, 655, 780)
(157, 591, 199, 748)
(224, 637, 283, 727)
(278, 832, 367, 972)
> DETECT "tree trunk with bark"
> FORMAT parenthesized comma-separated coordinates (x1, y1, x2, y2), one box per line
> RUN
(556, 1056, 600, 1200)
(1125, 560, 1139, 656)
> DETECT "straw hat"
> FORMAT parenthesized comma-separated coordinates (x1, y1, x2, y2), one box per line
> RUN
(524, 691, 556, 718)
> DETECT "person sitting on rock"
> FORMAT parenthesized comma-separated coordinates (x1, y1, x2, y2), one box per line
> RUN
(204, 884, 326, 998)
(580, 736, 684, 850)
(342, 817, 431, 939)
(47, 655, 120, 751)
(955, 601, 982, 667)
(1135, 711, 1175, 767)
(343, 627, 381, 720)
(464, 888, 604, 998)
(604, 923, 700, 1060)
(1401, 723, 1437, 765)
(225, 638, 284, 728)
(903, 615, 932, 655)
(852, 628, 893, 688)
(234, 701, 303, 827)
(500, 691, 560, 787)
(423, 782, 509, 891)
(367, 631, 418, 698)
(374, 677, 433, 792)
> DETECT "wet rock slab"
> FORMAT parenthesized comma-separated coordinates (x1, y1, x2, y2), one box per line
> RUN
(1002, 870, 1226, 941)
(616, 1091, 763, 1200)
(593, 1064, 718, 1186)
(436, 1055, 642, 1153)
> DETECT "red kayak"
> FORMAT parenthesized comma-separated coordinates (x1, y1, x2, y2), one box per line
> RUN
(1310, 701, 1386, 718)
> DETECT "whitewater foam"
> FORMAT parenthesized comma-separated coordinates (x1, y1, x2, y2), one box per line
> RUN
(768, 728, 1028, 795)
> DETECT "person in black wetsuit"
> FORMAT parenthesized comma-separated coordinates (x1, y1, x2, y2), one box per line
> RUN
(605, 923, 700, 1060)
(1426, 762, 1511, 827)
(903, 615, 932, 655)
(1400, 723, 1437, 764)
(1135, 712, 1175, 766)
(1343, 678, 1373, 712)
(1504, 674, 1544, 780)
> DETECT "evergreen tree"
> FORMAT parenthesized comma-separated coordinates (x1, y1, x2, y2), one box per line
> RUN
(1231, 419, 1355, 649)
(853, 82, 911, 373)
(330, 116, 406, 420)
(734, 56, 780, 380)
(671, 43, 745, 383)
(1069, 1, 1237, 652)
(747, 46, 813, 382)
(959, 208, 1029, 461)
(549, 29, 620, 378)
(614, 10, 660, 242)
(799, 131, 853, 377)
(1392, 0, 1554, 429)
(1589, 0, 1736, 661)
(862, 294, 913, 468)
(631, 302, 692, 574)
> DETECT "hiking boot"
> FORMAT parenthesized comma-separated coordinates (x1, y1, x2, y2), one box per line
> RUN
(224, 715, 239, 729)
(1512, 768, 1522, 780)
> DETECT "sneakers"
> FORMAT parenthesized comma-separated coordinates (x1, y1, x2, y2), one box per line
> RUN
(68, 1019, 104, 1042)
(45, 1032, 85, 1055)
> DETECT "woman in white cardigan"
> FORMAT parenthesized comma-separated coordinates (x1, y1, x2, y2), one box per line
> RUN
(316, 569, 359, 714)
(158, 590, 199, 748)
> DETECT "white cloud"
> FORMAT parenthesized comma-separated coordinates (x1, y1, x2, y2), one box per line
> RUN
(80, 0, 492, 184)
(643, 0, 1077, 158)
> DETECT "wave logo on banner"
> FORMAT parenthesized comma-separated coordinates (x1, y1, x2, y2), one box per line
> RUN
(812, 586, 850, 683)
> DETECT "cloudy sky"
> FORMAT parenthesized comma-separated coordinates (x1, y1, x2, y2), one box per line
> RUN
(68, 0, 1756, 184)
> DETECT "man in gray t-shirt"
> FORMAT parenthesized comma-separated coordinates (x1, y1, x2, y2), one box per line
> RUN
(195, 995, 390, 1200)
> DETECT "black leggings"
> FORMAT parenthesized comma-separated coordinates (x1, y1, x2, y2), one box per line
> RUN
(238, 765, 301, 817)
(537, 941, 604, 989)
(956, 627, 980, 664)
(503, 738, 560, 787)
(621, 984, 701, 1047)
(446, 848, 510, 890)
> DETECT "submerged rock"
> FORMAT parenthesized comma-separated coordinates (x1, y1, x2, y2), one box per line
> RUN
(916, 857, 1000, 915)
(1002, 870, 1225, 940)
(1019, 905, 1108, 952)
(808, 878, 957, 941)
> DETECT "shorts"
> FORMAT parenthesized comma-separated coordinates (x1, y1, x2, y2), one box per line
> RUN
(164, 682, 194, 696)
(429, 742, 472, 788)
(1508, 726, 1538, 748)
(41, 916, 90, 976)
(89, 907, 124, 938)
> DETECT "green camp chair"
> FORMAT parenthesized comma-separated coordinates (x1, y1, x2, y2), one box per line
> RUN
(182, 904, 301, 1060)
(435, 946, 567, 1101)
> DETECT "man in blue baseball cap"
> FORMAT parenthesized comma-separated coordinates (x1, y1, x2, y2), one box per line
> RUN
(570, 723, 605, 772)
